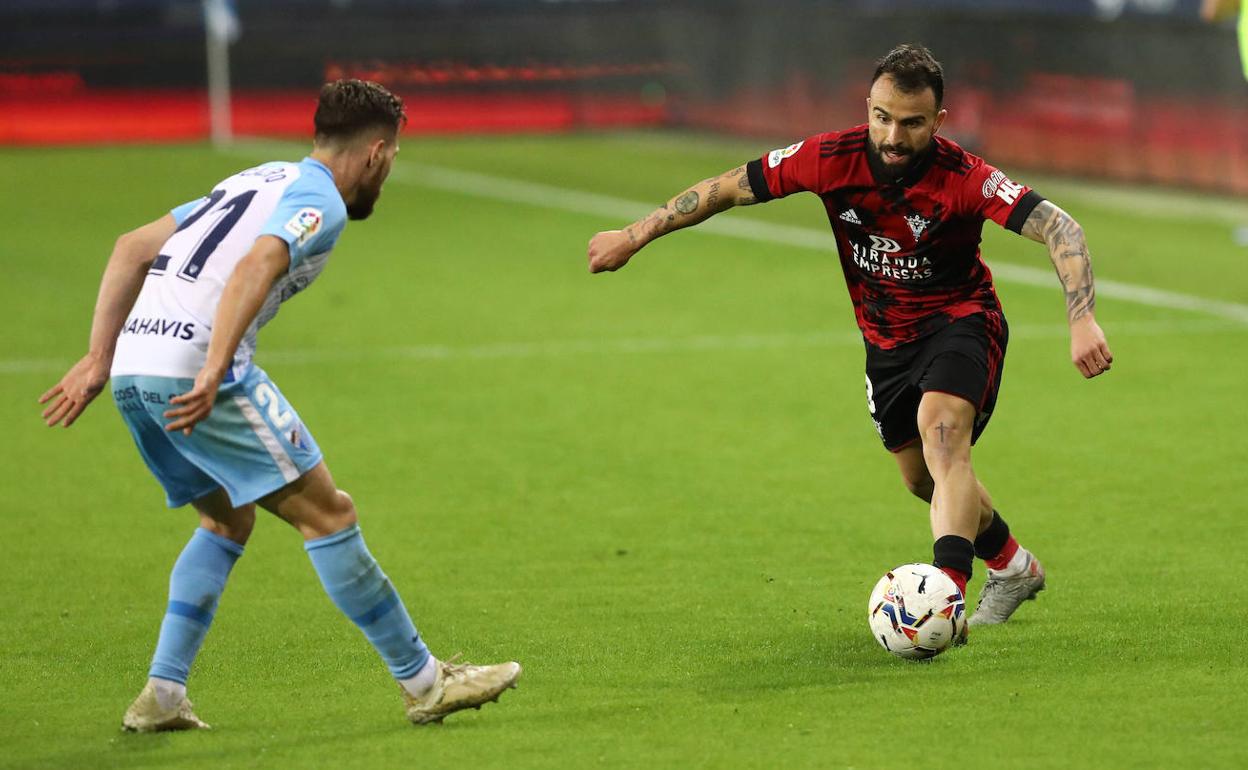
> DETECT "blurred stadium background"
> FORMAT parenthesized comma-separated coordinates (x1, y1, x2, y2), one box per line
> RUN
(3, 0, 1246, 193)
(4, 3, 1248, 769)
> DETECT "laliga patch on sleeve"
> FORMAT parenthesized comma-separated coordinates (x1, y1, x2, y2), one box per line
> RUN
(283, 207, 323, 245)
(767, 141, 804, 168)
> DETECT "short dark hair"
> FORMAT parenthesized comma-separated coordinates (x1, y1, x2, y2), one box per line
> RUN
(314, 79, 406, 144)
(872, 44, 944, 108)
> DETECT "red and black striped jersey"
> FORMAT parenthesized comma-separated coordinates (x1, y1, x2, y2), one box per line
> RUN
(745, 125, 1044, 349)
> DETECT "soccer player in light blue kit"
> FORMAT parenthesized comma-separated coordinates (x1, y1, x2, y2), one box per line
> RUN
(39, 80, 521, 730)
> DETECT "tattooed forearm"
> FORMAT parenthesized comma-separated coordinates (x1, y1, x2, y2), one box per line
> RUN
(675, 190, 700, 214)
(627, 165, 761, 247)
(706, 181, 721, 209)
(1064, 286, 1095, 321)
(1022, 201, 1097, 323)
(736, 172, 757, 205)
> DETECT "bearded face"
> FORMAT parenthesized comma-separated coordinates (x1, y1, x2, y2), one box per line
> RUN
(866, 75, 945, 182)
(347, 173, 383, 220)
(347, 136, 397, 221)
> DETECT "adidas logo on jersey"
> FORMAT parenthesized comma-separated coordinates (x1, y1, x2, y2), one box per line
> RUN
(839, 209, 862, 225)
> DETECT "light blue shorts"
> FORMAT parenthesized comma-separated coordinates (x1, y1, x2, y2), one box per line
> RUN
(112, 366, 323, 508)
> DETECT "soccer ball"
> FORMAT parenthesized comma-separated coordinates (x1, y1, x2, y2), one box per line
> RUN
(867, 563, 967, 660)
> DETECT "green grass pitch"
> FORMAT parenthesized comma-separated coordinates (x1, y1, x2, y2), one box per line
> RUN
(1, 133, 1246, 769)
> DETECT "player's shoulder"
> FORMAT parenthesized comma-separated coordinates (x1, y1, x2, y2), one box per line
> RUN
(282, 158, 347, 219)
(930, 135, 977, 177)
(814, 124, 869, 158)
(279, 158, 348, 246)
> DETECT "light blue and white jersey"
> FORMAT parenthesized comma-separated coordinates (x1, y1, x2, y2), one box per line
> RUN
(111, 158, 347, 380)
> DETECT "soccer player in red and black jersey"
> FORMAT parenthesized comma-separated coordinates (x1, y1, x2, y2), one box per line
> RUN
(586, 44, 1113, 627)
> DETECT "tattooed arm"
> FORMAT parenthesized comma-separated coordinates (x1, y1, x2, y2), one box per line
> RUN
(1019, 200, 1115, 379)
(586, 165, 758, 273)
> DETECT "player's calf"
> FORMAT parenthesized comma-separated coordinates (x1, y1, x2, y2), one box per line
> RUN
(303, 521, 523, 723)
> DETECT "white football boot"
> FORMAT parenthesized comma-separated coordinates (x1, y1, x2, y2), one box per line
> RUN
(403, 656, 521, 725)
(121, 680, 210, 733)
(968, 551, 1046, 626)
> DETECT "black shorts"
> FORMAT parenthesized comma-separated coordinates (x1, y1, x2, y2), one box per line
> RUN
(863, 311, 1008, 452)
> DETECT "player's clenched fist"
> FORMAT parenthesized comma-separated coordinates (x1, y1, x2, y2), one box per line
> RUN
(587, 229, 639, 273)
(1069, 316, 1113, 379)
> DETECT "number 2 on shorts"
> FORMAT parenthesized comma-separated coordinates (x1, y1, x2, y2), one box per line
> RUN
(253, 382, 293, 430)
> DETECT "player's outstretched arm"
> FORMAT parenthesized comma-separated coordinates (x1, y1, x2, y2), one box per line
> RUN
(587, 165, 760, 273)
(1019, 200, 1114, 379)
(39, 214, 177, 428)
(164, 236, 291, 435)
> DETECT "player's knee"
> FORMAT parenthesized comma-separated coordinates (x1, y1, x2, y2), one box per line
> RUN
(277, 485, 358, 539)
(327, 489, 358, 529)
(919, 416, 972, 468)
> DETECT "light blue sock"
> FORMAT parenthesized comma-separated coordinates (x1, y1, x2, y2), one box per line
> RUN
(304, 524, 430, 679)
(149, 528, 244, 684)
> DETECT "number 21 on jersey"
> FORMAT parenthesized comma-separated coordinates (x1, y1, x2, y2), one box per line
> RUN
(150, 189, 257, 281)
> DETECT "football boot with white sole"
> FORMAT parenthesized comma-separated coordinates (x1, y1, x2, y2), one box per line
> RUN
(403, 656, 521, 725)
(968, 552, 1046, 626)
(121, 680, 210, 733)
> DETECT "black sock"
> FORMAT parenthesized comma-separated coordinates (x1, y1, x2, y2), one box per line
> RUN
(932, 534, 975, 582)
(973, 510, 1011, 560)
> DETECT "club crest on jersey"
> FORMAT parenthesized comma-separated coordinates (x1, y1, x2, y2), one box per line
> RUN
(767, 141, 804, 168)
(284, 207, 323, 246)
(288, 425, 308, 450)
(905, 214, 929, 241)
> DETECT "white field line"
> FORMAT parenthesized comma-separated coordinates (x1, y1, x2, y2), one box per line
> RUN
(9, 143, 1247, 377)
(4, 319, 1244, 376)
(224, 140, 1248, 325)
(407, 163, 1248, 325)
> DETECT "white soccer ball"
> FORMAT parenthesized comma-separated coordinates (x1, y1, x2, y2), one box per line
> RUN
(867, 563, 967, 660)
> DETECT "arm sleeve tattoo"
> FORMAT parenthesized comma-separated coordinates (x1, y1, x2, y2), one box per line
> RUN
(1021, 201, 1096, 323)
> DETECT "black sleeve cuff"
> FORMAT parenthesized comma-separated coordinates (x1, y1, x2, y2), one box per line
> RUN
(1005, 189, 1045, 234)
(745, 159, 774, 203)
